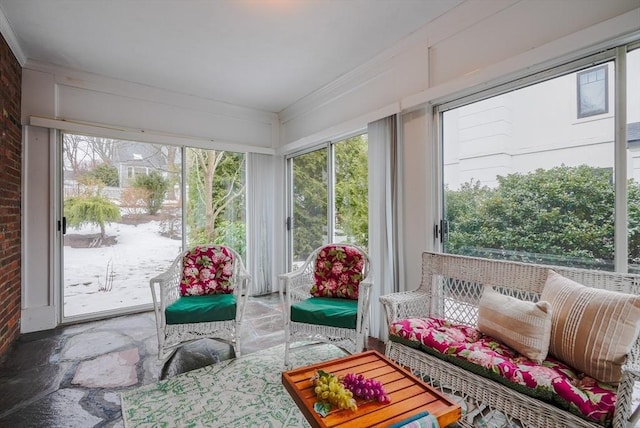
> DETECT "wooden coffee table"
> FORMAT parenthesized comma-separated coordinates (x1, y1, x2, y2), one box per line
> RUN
(282, 350, 461, 428)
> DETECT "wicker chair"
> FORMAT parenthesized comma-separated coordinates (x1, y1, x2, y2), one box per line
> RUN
(280, 244, 373, 367)
(150, 245, 251, 361)
(380, 251, 640, 428)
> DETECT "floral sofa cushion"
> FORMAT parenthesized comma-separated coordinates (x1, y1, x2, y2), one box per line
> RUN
(389, 317, 617, 427)
(180, 245, 235, 296)
(310, 245, 364, 300)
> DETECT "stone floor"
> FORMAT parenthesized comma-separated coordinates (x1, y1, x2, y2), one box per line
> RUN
(0, 291, 556, 428)
(0, 293, 292, 427)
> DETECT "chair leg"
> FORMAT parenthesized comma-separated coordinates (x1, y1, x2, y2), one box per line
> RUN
(234, 321, 242, 357)
(284, 321, 291, 367)
(284, 341, 291, 368)
(355, 333, 365, 353)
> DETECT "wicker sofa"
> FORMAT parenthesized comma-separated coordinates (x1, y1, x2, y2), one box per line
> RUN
(379, 251, 640, 428)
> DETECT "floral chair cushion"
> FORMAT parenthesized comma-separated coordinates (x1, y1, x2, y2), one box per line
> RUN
(389, 317, 617, 427)
(180, 245, 235, 296)
(310, 245, 364, 300)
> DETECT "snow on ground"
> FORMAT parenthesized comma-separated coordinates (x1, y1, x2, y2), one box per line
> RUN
(64, 220, 182, 317)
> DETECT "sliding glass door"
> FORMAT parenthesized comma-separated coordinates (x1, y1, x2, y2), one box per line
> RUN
(184, 148, 246, 257)
(289, 147, 328, 267)
(60, 134, 248, 321)
(61, 133, 182, 319)
(287, 133, 368, 270)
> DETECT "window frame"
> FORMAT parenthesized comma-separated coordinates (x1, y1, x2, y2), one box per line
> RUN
(433, 43, 636, 273)
(284, 129, 368, 270)
(577, 64, 609, 118)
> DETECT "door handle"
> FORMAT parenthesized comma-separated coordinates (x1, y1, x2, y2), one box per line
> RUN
(58, 217, 67, 235)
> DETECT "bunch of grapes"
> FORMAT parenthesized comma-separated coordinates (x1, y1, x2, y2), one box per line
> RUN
(341, 373, 391, 404)
(313, 370, 358, 411)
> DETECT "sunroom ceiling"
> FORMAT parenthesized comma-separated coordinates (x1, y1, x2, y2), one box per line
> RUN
(0, 0, 463, 113)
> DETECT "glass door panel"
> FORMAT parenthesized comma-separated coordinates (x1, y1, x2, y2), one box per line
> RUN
(62, 134, 182, 319)
(185, 148, 246, 259)
(334, 134, 369, 250)
(290, 148, 328, 267)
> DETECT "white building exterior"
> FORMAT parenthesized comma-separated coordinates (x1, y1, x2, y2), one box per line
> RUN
(444, 52, 640, 190)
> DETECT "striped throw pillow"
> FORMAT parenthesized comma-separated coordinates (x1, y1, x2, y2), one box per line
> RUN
(541, 270, 640, 384)
(477, 286, 552, 364)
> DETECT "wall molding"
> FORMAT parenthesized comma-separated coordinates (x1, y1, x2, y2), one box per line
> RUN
(278, 0, 516, 127)
(280, 102, 399, 155)
(30, 116, 276, 155)
(402, 7, 640, 111)
(24, 59, 278, 125)
(21, 307, 56, 334)
(278, 9, 441, 126)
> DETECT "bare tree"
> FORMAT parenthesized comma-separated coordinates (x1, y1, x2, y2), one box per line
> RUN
(88, 136, 117, 165)
(63, 133, 120, 174)
(63, 134, 93, 174)
(190, 149, 245, 242)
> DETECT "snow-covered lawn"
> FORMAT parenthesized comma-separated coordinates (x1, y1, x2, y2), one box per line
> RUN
(64, 220, 182, 317)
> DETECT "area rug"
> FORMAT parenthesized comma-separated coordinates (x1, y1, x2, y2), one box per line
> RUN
(121, 343, 347, 427)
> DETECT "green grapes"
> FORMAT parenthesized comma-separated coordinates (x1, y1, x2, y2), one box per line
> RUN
(313, 370, 358, 412)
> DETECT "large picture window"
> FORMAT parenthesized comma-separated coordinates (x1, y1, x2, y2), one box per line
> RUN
(438, 45, 639, 273)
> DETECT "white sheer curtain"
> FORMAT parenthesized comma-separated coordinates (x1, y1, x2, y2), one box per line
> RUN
(367, 115, 400, 341)
(247, 153, 274, 296)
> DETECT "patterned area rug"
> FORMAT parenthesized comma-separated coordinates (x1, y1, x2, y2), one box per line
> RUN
(121, 343, 347, 427)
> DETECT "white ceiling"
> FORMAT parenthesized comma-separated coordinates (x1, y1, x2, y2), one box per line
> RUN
(0, 0, 462, 113)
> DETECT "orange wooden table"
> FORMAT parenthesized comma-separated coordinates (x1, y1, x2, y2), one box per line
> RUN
(282, 350, 461, 428)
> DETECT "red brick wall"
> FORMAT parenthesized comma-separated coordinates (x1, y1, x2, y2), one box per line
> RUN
(0, 32, 22, 358)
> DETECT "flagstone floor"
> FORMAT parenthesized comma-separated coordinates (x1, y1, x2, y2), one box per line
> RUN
(0, 293, 381, 427)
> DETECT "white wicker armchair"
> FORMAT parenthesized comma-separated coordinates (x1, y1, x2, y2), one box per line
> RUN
(280, 244, 373, 367)
(150, 245, 251, 362)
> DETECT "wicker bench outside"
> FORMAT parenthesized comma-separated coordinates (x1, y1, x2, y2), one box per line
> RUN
(379, 251, 640, 428)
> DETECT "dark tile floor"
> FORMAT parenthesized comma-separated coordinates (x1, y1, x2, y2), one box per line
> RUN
(0, 293, 384, 428)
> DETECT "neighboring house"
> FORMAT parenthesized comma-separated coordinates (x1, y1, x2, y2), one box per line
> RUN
(443, 59, 640, 189)
(113, 142, 168, 188)
(62, 140, 169, 199)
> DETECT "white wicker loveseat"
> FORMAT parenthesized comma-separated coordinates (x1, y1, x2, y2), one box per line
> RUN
(379, 251, 640, 428)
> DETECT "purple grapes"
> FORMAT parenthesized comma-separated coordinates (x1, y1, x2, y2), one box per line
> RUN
(341, 373, 391, 404)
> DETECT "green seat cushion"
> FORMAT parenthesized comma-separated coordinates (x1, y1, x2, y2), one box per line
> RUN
(290, 297, 357, 329)
(165, 294, 236, 325)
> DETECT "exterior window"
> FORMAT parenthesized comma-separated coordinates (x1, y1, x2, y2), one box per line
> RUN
(438, 55, 640, 273)
(577, 65, 608, 118)
(287, 133, 368, 268)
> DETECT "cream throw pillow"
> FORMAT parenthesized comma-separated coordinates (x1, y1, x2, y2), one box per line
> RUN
(477, 286, 552, 364)
(541, 270, 640, 384)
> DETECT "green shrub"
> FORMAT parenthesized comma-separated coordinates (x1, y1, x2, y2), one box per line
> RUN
(65, 195, 121, 238)
(88, 163, 119, 187)
(446, 165, 640, 268)
(133, 171, 169, 215)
